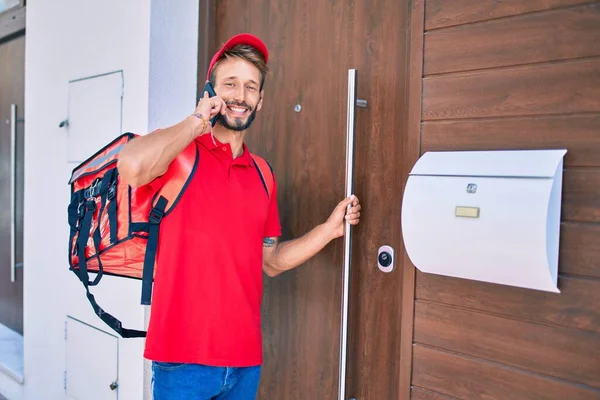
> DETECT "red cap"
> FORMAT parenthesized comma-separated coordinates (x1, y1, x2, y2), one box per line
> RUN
(206, 33, 269, 81)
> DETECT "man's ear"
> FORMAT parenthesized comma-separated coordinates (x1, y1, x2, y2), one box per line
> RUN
(257, 90, 264, 111)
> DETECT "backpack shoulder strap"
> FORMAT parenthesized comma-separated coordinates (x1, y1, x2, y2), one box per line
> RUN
(153, 141, 199, 213)
(141, 141, 199, 306)
(250, 153, 274, 198)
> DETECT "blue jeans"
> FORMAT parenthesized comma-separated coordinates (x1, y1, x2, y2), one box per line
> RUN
(152, 362, 261, 400)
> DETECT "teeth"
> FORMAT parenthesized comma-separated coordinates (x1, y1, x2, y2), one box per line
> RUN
(229, 106, 246, 113)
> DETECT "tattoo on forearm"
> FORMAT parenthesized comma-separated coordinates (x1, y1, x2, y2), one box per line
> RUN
(263, 238, 275, 247)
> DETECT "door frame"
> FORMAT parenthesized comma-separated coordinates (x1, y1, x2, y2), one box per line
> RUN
(0, 0, 25, 43)
(196, 0, 217, 98)
(399, 0, 426, 398)
(195, 2, 422, 397)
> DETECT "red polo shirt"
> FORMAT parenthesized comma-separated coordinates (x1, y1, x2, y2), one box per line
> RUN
(143, 133, 281, 367)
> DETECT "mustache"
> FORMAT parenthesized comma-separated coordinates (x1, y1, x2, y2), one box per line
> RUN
(225, 100, 253, 111)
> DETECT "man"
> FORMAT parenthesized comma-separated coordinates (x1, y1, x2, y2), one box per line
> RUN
(117, 33, 361, 400)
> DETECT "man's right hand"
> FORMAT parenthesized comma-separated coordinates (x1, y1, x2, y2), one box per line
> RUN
(118, 92, 227, 187)
(193, 91, 227, 135)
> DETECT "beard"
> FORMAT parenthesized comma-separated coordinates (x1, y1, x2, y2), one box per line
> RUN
(218, 100, 259, 131)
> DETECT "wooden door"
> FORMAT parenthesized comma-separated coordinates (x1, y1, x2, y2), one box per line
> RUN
(0, 33, 25, 335)
(204, 1, 410, 398)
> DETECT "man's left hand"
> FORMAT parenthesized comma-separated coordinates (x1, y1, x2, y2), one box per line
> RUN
(326, 195, 361, 239)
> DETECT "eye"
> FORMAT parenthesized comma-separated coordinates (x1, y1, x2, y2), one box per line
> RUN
(246, 85, 257, 91)
(225, 83, 235, 87)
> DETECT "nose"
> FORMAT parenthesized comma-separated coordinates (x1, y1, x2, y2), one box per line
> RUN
(233, 85, 245, 102)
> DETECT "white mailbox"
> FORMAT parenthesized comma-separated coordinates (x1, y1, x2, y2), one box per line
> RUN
(401, 149, 567, 293)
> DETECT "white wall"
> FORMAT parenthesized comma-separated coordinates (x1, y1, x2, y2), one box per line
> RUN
(0, 1, 198, 399)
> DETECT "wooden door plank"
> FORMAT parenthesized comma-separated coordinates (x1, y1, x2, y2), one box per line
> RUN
(414, 301, 600, 388)
(400, 0, 426, 398)
(422, 58, 600, 120)
(415, 272, 600, 333)
(421, 114, 600, 167)
(412, 345, 600, 399)
(424, 3, 600, 75)
(425, 0, 594, 30)
(215, 1, 347, 399)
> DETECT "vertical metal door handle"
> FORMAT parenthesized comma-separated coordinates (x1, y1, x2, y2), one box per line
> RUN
(339, 69, 357, 400)
(10, 104, 17, 282)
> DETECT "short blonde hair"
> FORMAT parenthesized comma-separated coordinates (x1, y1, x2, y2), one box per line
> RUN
(209, 44, 268, 90)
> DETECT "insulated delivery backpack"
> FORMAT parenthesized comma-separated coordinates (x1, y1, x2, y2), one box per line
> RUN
(67, 132, 274, 338)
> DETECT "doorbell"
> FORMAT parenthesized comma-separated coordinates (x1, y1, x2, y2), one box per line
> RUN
(377, 245, 395, 273)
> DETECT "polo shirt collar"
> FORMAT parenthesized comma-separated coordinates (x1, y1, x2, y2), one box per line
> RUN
(197, 133, 254, 166)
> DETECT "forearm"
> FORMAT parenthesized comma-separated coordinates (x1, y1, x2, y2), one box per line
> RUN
(117, 116, 203, 187)
(267, 223, 338, 275)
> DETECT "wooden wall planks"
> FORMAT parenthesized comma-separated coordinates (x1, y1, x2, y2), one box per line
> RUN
(410, 0, 600, 397)
(412, 345, 600, 399)
(413, 301, 600, 387)
(415, 271, 600, 333)
(411, 386, 460, 400)
(562, 169, 600, 223)
(422, 58, 600, 121)
(424, 3, 600, 75)
(421, 114, 600, 167)
(424, 0, 594, 30)
(560, 222, 600, 278)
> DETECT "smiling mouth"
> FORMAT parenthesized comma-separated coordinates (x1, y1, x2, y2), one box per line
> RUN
(227, 105, 249, 117)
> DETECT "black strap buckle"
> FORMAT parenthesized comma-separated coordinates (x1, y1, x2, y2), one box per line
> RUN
(149, 207, 164, 224)
(86, 200, 96, 212)
(84, 178, 102, 199)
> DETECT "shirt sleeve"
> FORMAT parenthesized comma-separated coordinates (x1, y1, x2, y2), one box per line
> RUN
(264, 175, 282, 238)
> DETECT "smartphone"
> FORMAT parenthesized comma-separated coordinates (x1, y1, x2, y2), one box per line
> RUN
(200, 81, 220, 127)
